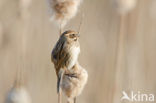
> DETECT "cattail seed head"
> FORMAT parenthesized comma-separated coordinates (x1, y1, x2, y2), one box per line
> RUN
(47, 0, 82, 27)
(113, 0, 137, 14)
(5, 86, 31, 103)
(61, 63, 88, 99)
(19, 0, 32, 10)
(19, 0, 32, 18)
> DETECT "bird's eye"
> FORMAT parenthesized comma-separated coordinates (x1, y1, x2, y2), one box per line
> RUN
(69, 34, 75, 38)
(72, 34, 75, 36)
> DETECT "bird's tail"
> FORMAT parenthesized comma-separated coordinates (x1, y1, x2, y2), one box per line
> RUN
(74, 97, 76, 103)
(67, 97, 76, 103)
(57, 69, 65, 93)
(57, 69, 65, 103)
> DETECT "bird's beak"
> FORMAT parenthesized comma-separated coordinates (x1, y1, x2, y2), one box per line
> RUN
(77, 33, 80, 37)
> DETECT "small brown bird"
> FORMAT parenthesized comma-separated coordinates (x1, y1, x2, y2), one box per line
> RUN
(61, 63, 88, 103)
(51, 30, 80, 103)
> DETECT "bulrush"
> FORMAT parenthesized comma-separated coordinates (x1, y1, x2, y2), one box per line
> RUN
(5, 69, 31, 103)
(5, 83, 31, 103)
(19, 0, 32, 18)
(61, 63, 88, 103)
(19, 0, 32, 10)
(47, 0, 82, 27)
(113, 0, 137, 14)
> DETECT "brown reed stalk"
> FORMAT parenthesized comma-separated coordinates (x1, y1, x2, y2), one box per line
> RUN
(113, 13, 127, 103)
(5, 1, 33, 103)
(0, 22, 3, 47)
(112, 1, 137, 102)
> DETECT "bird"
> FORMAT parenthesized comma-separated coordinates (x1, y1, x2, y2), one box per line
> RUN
(61, 62, 88, 103)
(47, 0, 82, 27)
(51, 30, 80, 103)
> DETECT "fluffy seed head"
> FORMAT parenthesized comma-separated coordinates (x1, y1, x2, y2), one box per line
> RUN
(113, 0, 137, 14)
(47, 0, 82, 27)
(61, 63, 88, 99)
(19, 0, 32, 18)
(5, 86, 31, 103)
(19, 0, 32, 10)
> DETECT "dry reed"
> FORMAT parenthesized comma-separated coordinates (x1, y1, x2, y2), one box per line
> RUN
(0, 23, 3, 47)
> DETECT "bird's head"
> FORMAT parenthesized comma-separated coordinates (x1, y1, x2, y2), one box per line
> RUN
(61, 30, 80, 42)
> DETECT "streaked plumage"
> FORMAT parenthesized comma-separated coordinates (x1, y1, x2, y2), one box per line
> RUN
(51, 30, 80, 95)
(52, 30, 80, 76)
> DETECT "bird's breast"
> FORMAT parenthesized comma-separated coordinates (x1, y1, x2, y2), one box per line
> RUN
(67, 46, 80, 70)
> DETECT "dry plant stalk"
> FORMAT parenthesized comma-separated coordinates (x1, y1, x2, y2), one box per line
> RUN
(5, 64, 31, 103)
(0, 23, 3, 47)
(113, 0, 137, 14)
(113, 15, 126, 103)
(47, 0, 82, 27)
(149, 0, 156, 19)
(5, 1, 32, 103)
(61, 63, 88, 103)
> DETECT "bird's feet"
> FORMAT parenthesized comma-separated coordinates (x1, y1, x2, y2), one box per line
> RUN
(65, 73, 78, 78)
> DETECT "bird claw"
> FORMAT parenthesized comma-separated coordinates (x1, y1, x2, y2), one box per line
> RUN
(65, 73, 78, 78)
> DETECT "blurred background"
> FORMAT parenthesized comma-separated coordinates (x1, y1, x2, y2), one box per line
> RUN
(0, 0, 156, 103)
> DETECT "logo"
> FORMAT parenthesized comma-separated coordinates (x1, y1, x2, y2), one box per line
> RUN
(121, 91, 155, 102)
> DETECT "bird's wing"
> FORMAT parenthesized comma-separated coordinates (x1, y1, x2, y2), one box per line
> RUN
(51, 39, 63, 63)
(52, 39, 70, 76)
